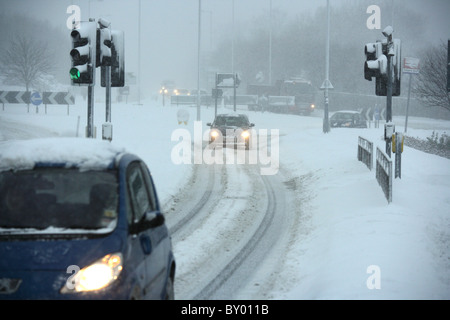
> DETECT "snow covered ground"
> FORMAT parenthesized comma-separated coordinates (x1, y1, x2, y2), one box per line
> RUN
(0, 97, 449, 299)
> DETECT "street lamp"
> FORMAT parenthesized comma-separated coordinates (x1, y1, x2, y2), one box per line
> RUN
(321, 0, 333, 133)
(197, 0, 202, 121)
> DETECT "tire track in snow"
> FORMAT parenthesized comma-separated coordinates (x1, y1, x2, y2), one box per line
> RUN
(165, 146, 298, 299)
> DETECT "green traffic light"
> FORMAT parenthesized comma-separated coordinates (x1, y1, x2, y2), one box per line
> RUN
(70, 67, 80, 80)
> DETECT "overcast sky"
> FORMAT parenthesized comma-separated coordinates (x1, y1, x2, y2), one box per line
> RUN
(1, 0, 449, 94)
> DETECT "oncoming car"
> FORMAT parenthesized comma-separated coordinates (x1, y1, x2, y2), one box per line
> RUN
(0, 138, 175, 300)
(207, 113, 255, 150)
(329, 110, 368, 128)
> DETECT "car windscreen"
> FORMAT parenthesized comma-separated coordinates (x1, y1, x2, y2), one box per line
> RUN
(0, 168, 119, 236)
(214, 116, 249, 127)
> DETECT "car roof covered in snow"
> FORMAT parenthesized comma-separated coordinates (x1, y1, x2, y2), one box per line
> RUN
(0, 137, 126, 172)
(215, 113, 248, 118)
(332, 110, 361, 114)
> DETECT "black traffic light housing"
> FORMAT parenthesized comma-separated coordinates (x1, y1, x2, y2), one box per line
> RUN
(97, 27, 112, 67)
(70, 21, 97, 86)
(364, 39, 401, 96)
(101, 30, 125, 87)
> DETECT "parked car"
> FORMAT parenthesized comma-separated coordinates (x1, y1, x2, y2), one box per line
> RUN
(329, 110, 368, 128)
(0, 138, 175, 300)
(207, 113, 255, 150)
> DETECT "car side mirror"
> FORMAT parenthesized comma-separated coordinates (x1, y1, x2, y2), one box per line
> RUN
(144, 211, 165, 228)
(131, 211, 165, 234)
(206, 123, 212, 126)
(250, 123, 255, 127)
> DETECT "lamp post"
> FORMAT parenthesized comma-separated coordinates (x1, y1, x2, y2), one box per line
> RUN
(197, 0, 202, 121)
(321, 0, 333, 133)
(269, 0, 272, 85)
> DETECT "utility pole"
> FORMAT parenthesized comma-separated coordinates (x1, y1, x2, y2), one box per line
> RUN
(197, 0, 202, 121)
(321, 0, 333, 133)
(269, 0, 272, 85)
(137, 0, 141, 105)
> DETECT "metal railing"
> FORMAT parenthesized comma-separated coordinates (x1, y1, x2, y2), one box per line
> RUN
(357, 136, 374, 170)
(376, 147, 393, 203)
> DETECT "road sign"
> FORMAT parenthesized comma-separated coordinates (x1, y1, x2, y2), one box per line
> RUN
(42, 92, 75, 105)
(216, 73, 236, 88)
(0, 91, 31, 104)
(30, 92, 43, 106)
(320, 79, 334, 90)
(403, 57, 420, 74)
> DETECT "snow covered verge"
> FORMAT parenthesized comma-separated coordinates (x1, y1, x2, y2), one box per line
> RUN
(0, 99, 449, 299)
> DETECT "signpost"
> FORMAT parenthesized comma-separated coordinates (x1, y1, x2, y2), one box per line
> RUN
(30, 92, 42, 106)
(403, 57, 420, 133)
(216, 73, 240, 112)
(30, 91, 43, 113)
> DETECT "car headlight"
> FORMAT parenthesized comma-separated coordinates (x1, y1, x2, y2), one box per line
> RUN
(61, 253, 123, 293)
(210, 130, 220, 138)
(241, 130, 250, 139)
(310, 104, 315, 109)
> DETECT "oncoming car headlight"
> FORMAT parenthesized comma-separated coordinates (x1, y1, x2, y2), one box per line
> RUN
(241, 130, 250, 139)
(61, 253, 123, 293)
(210, 130, 220, 139)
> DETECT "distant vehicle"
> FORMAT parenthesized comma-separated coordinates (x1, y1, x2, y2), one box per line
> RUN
(329, 110, 368, 128)
(247, 78, 316, 115)
(207, 114, 255, 150)
(189, 89, 208, 96)
(0, 138, 176, 300)
(173, 88, 190, 96)
(159, 80, 176, 96)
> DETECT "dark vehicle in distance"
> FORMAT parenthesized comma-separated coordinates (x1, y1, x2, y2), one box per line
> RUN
(0, 138, 175, 300)
(207, 113, 255, 150)
(329, 110, 368, 128)
(247, 78, 316, 115)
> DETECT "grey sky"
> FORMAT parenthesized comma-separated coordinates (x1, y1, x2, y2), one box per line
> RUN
(1, 0, 448, 94)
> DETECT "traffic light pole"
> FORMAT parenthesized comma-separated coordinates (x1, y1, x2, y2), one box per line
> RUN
(102, 64, 113, 141)
(87, 85, 95, 138)
(105, 65, 111, 123)
(385, 35, 393, 157)
(233, 74, 237, 112)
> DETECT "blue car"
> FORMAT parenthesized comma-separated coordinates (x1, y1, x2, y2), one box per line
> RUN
(0, 138, 175, 299)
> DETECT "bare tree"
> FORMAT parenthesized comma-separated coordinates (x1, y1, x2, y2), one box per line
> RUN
(414, 42, 450, 112)
(0, 35, 54, 92)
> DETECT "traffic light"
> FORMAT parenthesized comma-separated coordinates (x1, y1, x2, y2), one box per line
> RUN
(364, 42, 385, 80)
(101, 30, 125, 87)
(364, 39, 401, 96)
(391, 39, 402, 96)
(97, 27, 112, 67)
(70, 21, 97, 85)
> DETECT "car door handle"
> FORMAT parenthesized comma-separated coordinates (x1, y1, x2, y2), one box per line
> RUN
(140, 235, 152, 255)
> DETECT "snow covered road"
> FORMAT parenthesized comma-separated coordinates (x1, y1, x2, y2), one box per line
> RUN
(163, 155, 300, 300)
